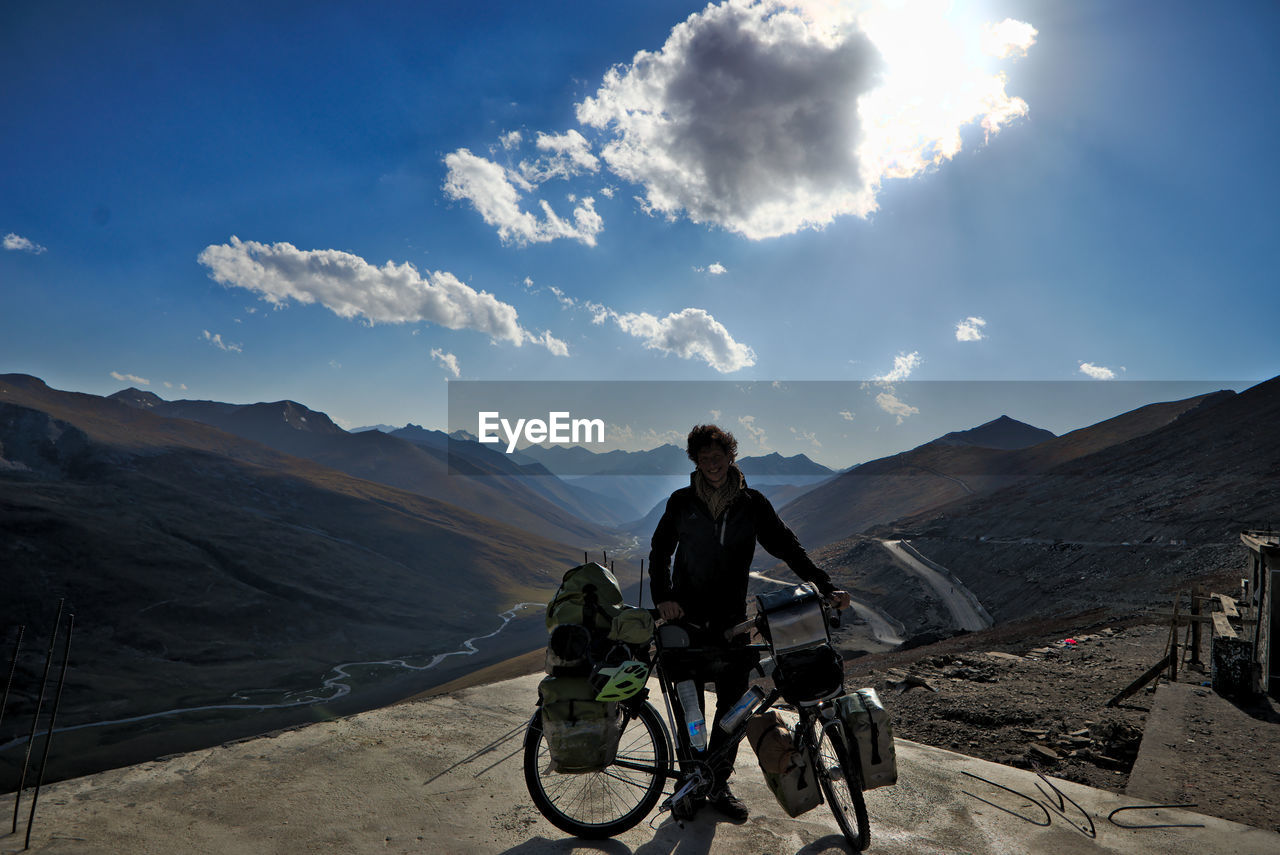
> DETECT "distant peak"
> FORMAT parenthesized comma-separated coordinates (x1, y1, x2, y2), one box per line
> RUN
(930, 415, 1055, 451)
(109, 388, 166, 409)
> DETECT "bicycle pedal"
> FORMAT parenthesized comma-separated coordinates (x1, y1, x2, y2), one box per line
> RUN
(670, 796, 703, 821)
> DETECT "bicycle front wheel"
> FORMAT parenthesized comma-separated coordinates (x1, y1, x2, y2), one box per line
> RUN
(524, 699, 671, 838)
(811, 719, 870, 851)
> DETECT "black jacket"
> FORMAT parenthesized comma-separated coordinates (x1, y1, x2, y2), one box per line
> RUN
(648, 473, 835, 633)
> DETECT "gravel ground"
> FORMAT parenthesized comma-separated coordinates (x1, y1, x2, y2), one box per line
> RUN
(843, 611, 1280, 833)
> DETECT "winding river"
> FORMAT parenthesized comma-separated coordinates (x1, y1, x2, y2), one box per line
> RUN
(0, 602, 546, 754)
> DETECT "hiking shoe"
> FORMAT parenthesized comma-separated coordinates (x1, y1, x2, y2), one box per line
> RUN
(709, 786, 749, 822)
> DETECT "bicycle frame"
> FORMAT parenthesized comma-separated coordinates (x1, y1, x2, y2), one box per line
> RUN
(648, 631, 780, 812)
(646, 618, 855, 818)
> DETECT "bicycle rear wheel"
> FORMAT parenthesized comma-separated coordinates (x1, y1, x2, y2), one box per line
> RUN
(811, 718, 870, 851)
(524, 699, 671, 838)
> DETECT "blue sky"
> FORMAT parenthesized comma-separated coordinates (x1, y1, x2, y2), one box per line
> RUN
(3, 0, 1277, 468)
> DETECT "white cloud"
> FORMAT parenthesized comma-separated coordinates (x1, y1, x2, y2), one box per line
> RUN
(576, 1, 1034, 240)
(578, 2, 880, 240)
(197, 237, 564, 355)
(443, 148, 603, 247)
(110, 371, 149, 386)
(1079, 361, 1116, 380)
(790, 426, 821, 447)
(548, 285, 576, 309)
(518, 130, 600, 184)
(955, 316, 987, 342)
(694, 261, 728, 275)
(600, 186, 616, 198)
(876, 351, 921, 383)
(982, 18, 1038, 60)
(201, 329, 243, 353)
(869, 349, 920, 422)
(525, 329, 570, 357)
(585, 301, 612, 325)
(738, 414, 769, 450)
(329, 360, 341, 369)
(606, 306, 757, 373)
(499, 130, 523, 150)
(876, 390, 918, 423)
(4, 233, 47, 254)
(838, 409, 855, 421)
(430, 348, 461, 378)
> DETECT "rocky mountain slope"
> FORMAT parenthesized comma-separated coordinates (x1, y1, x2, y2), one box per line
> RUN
(809, 378, 1278, 649)
(783, 393, 1227, 549)
(0, 375, 591, 787)
(107, 388, 623, 539)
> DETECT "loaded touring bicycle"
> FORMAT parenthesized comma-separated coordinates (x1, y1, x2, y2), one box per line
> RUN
(524, 563, 891, 850)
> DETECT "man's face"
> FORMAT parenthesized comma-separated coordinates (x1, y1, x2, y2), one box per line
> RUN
(696, 445, 730, 488)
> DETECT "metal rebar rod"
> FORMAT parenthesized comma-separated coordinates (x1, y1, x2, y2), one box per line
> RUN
(25, 613, 74, 851)
(1107, 803, 1205, 829)
(12, 598, 63, 835)
(1, 625, 24, 732)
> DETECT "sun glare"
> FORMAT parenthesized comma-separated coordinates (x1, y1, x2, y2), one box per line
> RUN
(802, 1, 1037, 189)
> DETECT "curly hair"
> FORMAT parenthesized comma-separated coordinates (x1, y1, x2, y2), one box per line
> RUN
(686, 424, 738, 463)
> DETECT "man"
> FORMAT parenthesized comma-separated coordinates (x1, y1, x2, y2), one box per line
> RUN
(649, 424, 851, 821)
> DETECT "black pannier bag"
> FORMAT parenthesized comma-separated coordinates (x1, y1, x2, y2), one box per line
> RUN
(757, 584, 844, 704)
(773, 645, 844, 704)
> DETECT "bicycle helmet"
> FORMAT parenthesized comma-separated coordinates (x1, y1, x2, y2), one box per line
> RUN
(591, 660, 650, 701)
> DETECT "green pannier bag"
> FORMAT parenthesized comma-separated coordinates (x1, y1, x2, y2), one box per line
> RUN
(834, 687, 897, 790)
(545, 563, 625, 634)
(538, 675, 621, 773)
(608, 607, 655, 644)
(745, 709, 822, 817)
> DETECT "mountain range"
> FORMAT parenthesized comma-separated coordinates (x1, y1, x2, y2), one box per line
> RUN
(780, 394, 1231, 549)
(3, 370, 1277, 787)
(0, 374, 601, 787)
(787, 380, 1279, 654)
(107, 389, 630, 535)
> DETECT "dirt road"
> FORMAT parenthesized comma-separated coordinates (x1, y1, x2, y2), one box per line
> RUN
(881, 540, 992, 632)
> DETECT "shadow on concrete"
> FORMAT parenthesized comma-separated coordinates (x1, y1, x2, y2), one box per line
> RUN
(500, 837, 634, 855)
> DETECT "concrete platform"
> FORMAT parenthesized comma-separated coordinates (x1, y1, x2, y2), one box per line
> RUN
(4, 674, 1278, 855)
(1128, 680, 1280, 831)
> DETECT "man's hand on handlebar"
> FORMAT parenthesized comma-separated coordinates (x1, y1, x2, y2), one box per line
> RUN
(828, 590, 852, 611)
(656, 600, 685, 621)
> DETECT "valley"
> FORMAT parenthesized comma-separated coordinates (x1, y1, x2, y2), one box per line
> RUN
(3, 371, 1278, 798)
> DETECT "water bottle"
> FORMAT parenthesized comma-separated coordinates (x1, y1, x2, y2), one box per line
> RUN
(675, 680, 708, 751)
(719, 685, 765, 733)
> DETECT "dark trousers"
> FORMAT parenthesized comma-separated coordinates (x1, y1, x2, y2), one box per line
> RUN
(668, 649, 754, 787)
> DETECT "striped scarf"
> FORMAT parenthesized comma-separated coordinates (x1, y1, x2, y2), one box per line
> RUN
(694, 464, 745, 521)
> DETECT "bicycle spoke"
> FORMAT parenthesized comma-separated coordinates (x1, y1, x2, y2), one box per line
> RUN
(524, 701, 671, 837)
(809, 717, 869, 851)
